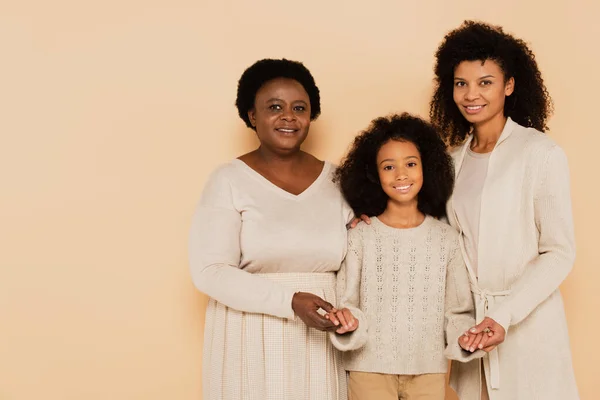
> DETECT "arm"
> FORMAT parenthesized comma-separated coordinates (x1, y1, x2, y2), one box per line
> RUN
(328, 228, 369, 351)
(487, 145, 576, 331)
(443, 241, 485, 362)
(188, 167, 296, 319)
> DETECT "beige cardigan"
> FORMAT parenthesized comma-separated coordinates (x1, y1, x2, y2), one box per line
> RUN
(446, 118, 579, 400)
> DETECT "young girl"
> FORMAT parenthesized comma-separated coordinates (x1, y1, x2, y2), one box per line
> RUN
(328, 113, 484, 400)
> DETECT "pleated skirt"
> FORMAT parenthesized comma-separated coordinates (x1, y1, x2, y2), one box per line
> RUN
(202, 272, 347, 400)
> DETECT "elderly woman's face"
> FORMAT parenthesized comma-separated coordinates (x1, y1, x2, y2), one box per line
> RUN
(248, 78, 311, 155)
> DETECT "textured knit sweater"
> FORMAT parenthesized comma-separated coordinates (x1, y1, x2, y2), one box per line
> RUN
(329, 216, 483, 375)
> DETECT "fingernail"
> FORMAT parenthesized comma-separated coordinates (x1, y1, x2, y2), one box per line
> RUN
(470, 347, 474, 352)
(470, 328, 476, 333)
(479, 344, 483, 349)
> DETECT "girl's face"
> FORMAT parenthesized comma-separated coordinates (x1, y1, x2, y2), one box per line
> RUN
(453, 59, 514, 128)
(247, 78, 311, 156)
(376, 139, 423, 208)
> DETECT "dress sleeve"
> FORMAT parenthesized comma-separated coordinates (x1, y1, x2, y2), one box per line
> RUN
(188, 165, 296, 319)
(487, 145, 576, 332)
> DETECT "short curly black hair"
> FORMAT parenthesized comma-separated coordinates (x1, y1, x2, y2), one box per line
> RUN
(235, 58, 321, 130)
(430, 20, 553, 146)
(335, 113, 454, 219)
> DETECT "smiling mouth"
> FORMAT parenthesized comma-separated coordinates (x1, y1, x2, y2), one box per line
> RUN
(464, 105, 486, 114)
(276, 128, 298, 134)
(393, 184, 412, 193)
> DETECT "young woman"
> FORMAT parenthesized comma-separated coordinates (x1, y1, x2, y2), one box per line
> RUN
(430, 21, 578, 400)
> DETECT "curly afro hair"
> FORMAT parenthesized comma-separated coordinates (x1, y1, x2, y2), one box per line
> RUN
(335, 113, 454, 219)
(235, 58, 321, 130)
(430, 20, 553, 146)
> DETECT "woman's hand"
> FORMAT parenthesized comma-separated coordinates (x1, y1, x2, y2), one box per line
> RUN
(326, 308, 359, 334)
(466, 317, 506, 352)
(291, 292, 338, 331)
(346, 214, 371, 229)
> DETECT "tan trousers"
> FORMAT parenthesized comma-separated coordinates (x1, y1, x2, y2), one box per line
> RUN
(348, 371, 446, 400)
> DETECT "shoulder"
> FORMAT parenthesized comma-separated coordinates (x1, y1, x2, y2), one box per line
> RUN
(199, 160, 243, 203)
(347, 220, 370, 239)
(427, 217, 461, 244)
(448, 142, 467, 161)
(509, 123, 563, 158)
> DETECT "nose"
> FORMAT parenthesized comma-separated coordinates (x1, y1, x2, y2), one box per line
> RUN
(395, 168, 408, 180)
(465, 85, 480, 101)
(280, 107, 296, 121)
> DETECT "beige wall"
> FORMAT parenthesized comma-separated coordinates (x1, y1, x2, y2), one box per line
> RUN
(1, 1, 597, 399)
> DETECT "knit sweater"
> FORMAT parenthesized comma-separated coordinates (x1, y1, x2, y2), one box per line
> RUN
(329, 216, 483, 375)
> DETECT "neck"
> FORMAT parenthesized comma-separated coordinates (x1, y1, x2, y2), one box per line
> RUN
(254, 146, 305, 171)
(378, 200, 425, 228)
(472, 114, 507, 152)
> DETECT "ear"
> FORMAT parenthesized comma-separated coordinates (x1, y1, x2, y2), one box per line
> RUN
(247, 108, 257, 128)
(505, 77, 515, 97)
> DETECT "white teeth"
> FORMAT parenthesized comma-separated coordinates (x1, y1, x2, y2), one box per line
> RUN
(467, 106, 483, 110)
(278, 128, 295, 133)
(394, 185, 411, 190)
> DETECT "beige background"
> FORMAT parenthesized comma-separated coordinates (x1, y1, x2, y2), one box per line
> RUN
(1, 1, 598, 399)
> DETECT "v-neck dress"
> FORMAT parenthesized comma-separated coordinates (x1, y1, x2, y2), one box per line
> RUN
(189, 159, 353, 400)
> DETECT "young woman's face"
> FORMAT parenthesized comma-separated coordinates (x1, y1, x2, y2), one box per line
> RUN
(376, 139, 423, 208)
(247, 78, 311, 155)
(453, 59, 514, 127)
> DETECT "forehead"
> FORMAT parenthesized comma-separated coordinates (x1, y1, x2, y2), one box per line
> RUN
(454, 59, 504, 77)
(255, 77, 309, 101)
(377, 140, 420, 160)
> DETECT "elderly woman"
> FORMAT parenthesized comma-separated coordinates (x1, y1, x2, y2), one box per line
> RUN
(189, 58, 352, 400)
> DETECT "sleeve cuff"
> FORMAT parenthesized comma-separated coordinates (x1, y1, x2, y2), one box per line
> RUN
(280, 289, 298, 321)
(328, 306, 368, 351)
(487, 306, 512, 337)
(444, 340, 486, 363)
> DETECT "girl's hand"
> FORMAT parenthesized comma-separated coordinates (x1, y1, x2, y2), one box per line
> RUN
(459, 331, 486, 352)
(346, 214, 371, 229)
(467, 317, 506, 352)
(326, 308, 359, 334)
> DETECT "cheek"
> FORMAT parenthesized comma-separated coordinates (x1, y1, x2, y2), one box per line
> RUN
(453, 86, 463, 102)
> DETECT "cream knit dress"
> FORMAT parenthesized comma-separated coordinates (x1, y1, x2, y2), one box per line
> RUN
(189, 160, 352, 400)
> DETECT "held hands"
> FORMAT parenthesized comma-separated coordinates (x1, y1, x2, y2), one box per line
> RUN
(459, 317, 506, 353)
(325, 308, 359, 334)
(292, 292, 339, 332)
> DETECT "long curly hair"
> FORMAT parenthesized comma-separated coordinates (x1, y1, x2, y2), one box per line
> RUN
(430, 20, 553, 146)
(335, 113, 454, 219)
(235, 58, 321, 130)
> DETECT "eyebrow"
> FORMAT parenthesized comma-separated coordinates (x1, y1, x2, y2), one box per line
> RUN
(454, 74, 495, 80)
(266, 98, 308, 104)
(379, 156, 419, 165)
